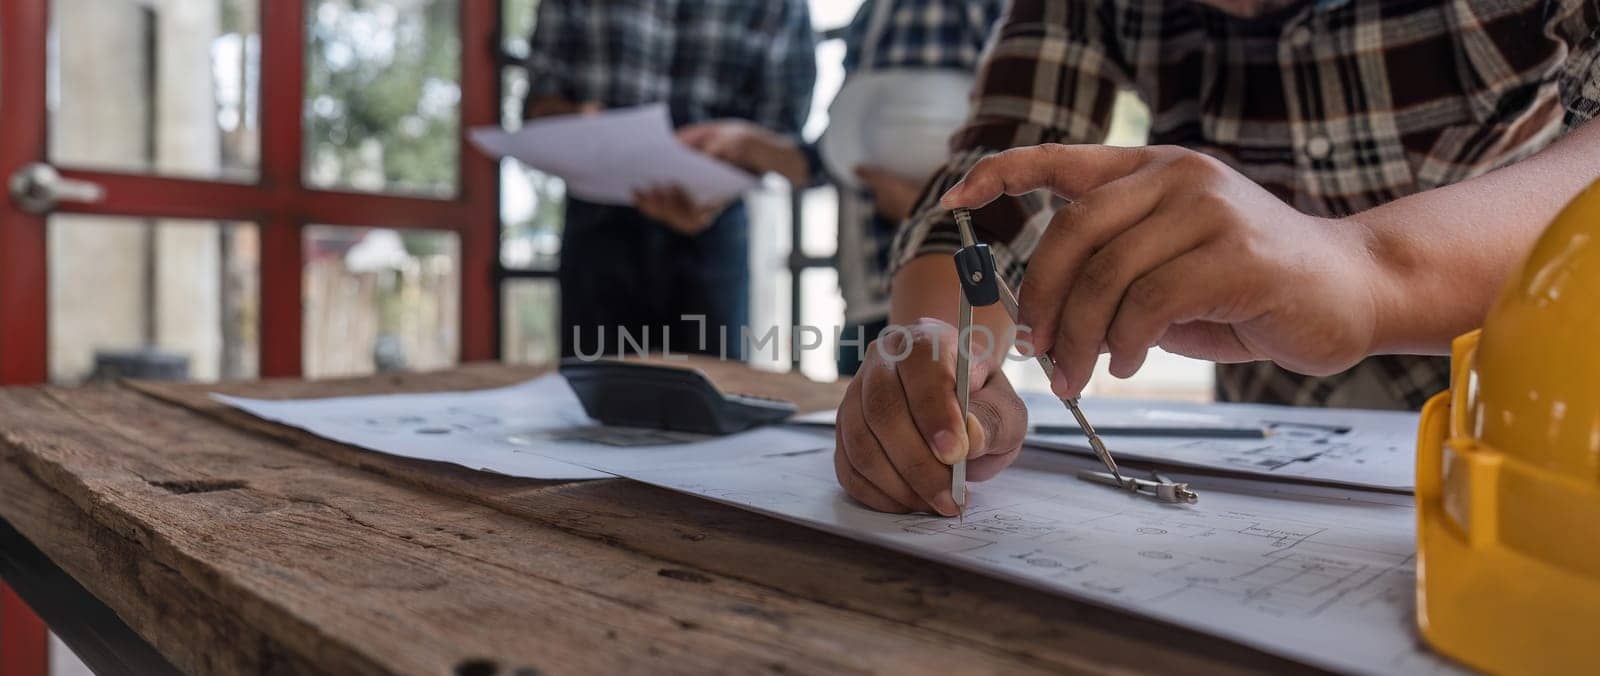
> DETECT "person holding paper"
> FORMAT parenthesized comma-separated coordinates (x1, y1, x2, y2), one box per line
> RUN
(831, 0, 1600, 515)
(675, 0, 1005, 375)
(524, 0, 816, 358)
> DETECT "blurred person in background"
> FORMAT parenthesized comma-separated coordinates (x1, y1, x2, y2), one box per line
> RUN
(525, 0, 816, 359)
(677, 0, 1006, 375)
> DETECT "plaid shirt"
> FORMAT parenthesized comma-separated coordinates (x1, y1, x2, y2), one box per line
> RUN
(892, 0, 1600, 410)
(525, 0, 816, 135)
(832, 0, 1007, 323)
(843, 0, 1006, 72)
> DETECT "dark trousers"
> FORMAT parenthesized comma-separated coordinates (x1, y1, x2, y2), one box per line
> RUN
(559, 198, 749, 360)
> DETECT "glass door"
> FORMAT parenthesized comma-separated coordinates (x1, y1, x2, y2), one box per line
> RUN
(0, 1, 501, 672)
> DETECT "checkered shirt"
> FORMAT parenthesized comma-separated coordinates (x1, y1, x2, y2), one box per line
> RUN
(832, 0, 1007, 323)
(890, 0, 1600, 409)
(525, 0, 816, 135)
(843, 0, 1007, 71)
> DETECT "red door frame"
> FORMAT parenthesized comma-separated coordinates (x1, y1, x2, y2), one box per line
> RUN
(0, 1, 501, 673)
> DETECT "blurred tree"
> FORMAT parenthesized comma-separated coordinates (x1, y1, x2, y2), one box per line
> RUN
(497, 0, 564, 272)
(304, 0, 461, 198)
(503, 0, 536, 52)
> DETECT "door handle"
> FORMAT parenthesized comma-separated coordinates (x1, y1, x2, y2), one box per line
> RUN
(8, 163, 106, 214)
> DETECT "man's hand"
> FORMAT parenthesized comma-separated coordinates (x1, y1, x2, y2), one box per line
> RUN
(940, 144, 1384, 398)
(634, 186, 721, 236)
(525, 95, 601, 119)
(854, 166, 923, 222)
(834, 319, 1027, 515)
(677, 119, 810, 185)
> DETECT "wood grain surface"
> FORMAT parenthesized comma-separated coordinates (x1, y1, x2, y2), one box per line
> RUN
(0, 359, 1317, 675)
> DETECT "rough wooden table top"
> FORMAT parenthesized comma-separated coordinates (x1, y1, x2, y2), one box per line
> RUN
(0, 359, 1316, 675)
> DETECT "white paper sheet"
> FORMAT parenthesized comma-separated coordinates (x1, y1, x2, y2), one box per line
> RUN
(214, 376, 1456, 673)
(796, 394, 1419, 492)
(214, 378, 620, 480)
(510, 423, 1457, 675)
(213, 376, 827, 481)
(1024, 394, 1419, 492)
(469, 104, 757, 206)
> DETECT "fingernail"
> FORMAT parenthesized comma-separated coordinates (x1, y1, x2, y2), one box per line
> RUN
(1108, 353, 1133, 379)
(932, 429, 967, 464)
(965, 412, 986, 455)
(934, 490, 960, 517)
(938, 183, 965, 207)
(1050, 369, 1074, 398)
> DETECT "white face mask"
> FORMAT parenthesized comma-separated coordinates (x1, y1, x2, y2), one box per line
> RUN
(1193, 0, 1305, 17)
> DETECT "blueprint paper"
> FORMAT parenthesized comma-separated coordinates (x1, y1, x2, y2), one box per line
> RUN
(511, 425, 1457, 675)
(1024, 394, 1420, 492)
(216, 376, 1456, 673)
(795, 398, 1279, 434)
(214, 378, 608, 479)
(796, 395, 1419, 492)
(469, 104, 757, 206)
(213, 376, 827, 481)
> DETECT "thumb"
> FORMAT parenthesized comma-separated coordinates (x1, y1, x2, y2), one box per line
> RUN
(676, 123, 716, 150)
(965, 373, 1027, 460)
(963, 412, 985, 461)
(704, 136, 743, 162)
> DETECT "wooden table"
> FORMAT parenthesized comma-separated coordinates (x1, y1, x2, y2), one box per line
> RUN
(0, 361, 1316, 675)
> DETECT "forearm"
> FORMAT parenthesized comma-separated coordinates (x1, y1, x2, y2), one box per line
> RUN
(886, 153, 1059, 372)
(882, 0, 1126, 308)
(750, 135, 811, 186)
(889, 255, 1015, 371)
(1357, 119, 1600, 355)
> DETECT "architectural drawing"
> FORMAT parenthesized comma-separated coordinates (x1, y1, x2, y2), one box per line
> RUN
(534, 431, 1461, 675)
(1024, 394, 1420, 491)
(218, 376, 1458, 674)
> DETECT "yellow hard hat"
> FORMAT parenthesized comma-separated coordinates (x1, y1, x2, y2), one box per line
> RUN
(1416, 178, 1600, 674)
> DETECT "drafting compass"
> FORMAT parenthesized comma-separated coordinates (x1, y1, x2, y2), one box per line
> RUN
(948, 208, 1198, 508)
(949, 208, 1000, 514)
(1077, 469, 1198, 504)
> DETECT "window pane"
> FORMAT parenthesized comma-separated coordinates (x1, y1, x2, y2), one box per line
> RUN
(49, 216, 259, 384)
(501, 279, 559, 366)
(501, 0, 535, 61)
(800, 185, 839, 259)
(1106, 91, 1152, 147)
(303, 226, 460, 378)
(798, 268, 843, 381)
(50, 0, 260, 180)
(501, 64, 529, 129)
(810, 0, 865, 32)
(746, 186, 791, 367)
(304, 0, 460, 197)
(500, 159, 563, 270)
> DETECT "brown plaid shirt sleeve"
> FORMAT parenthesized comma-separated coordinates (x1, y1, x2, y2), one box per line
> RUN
(1558, 0, 1600, 126)
(889, 2, 1133, 293)
(890, 0, 1600, 411)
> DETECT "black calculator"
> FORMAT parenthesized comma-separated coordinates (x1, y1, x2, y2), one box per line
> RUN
(559, 359, 797, 435)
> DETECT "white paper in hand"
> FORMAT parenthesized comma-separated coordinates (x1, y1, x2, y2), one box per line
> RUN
(469, 104, 757, 207)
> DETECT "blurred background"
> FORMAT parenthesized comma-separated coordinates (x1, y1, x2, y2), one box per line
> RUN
(33, 0, 1211, 389)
